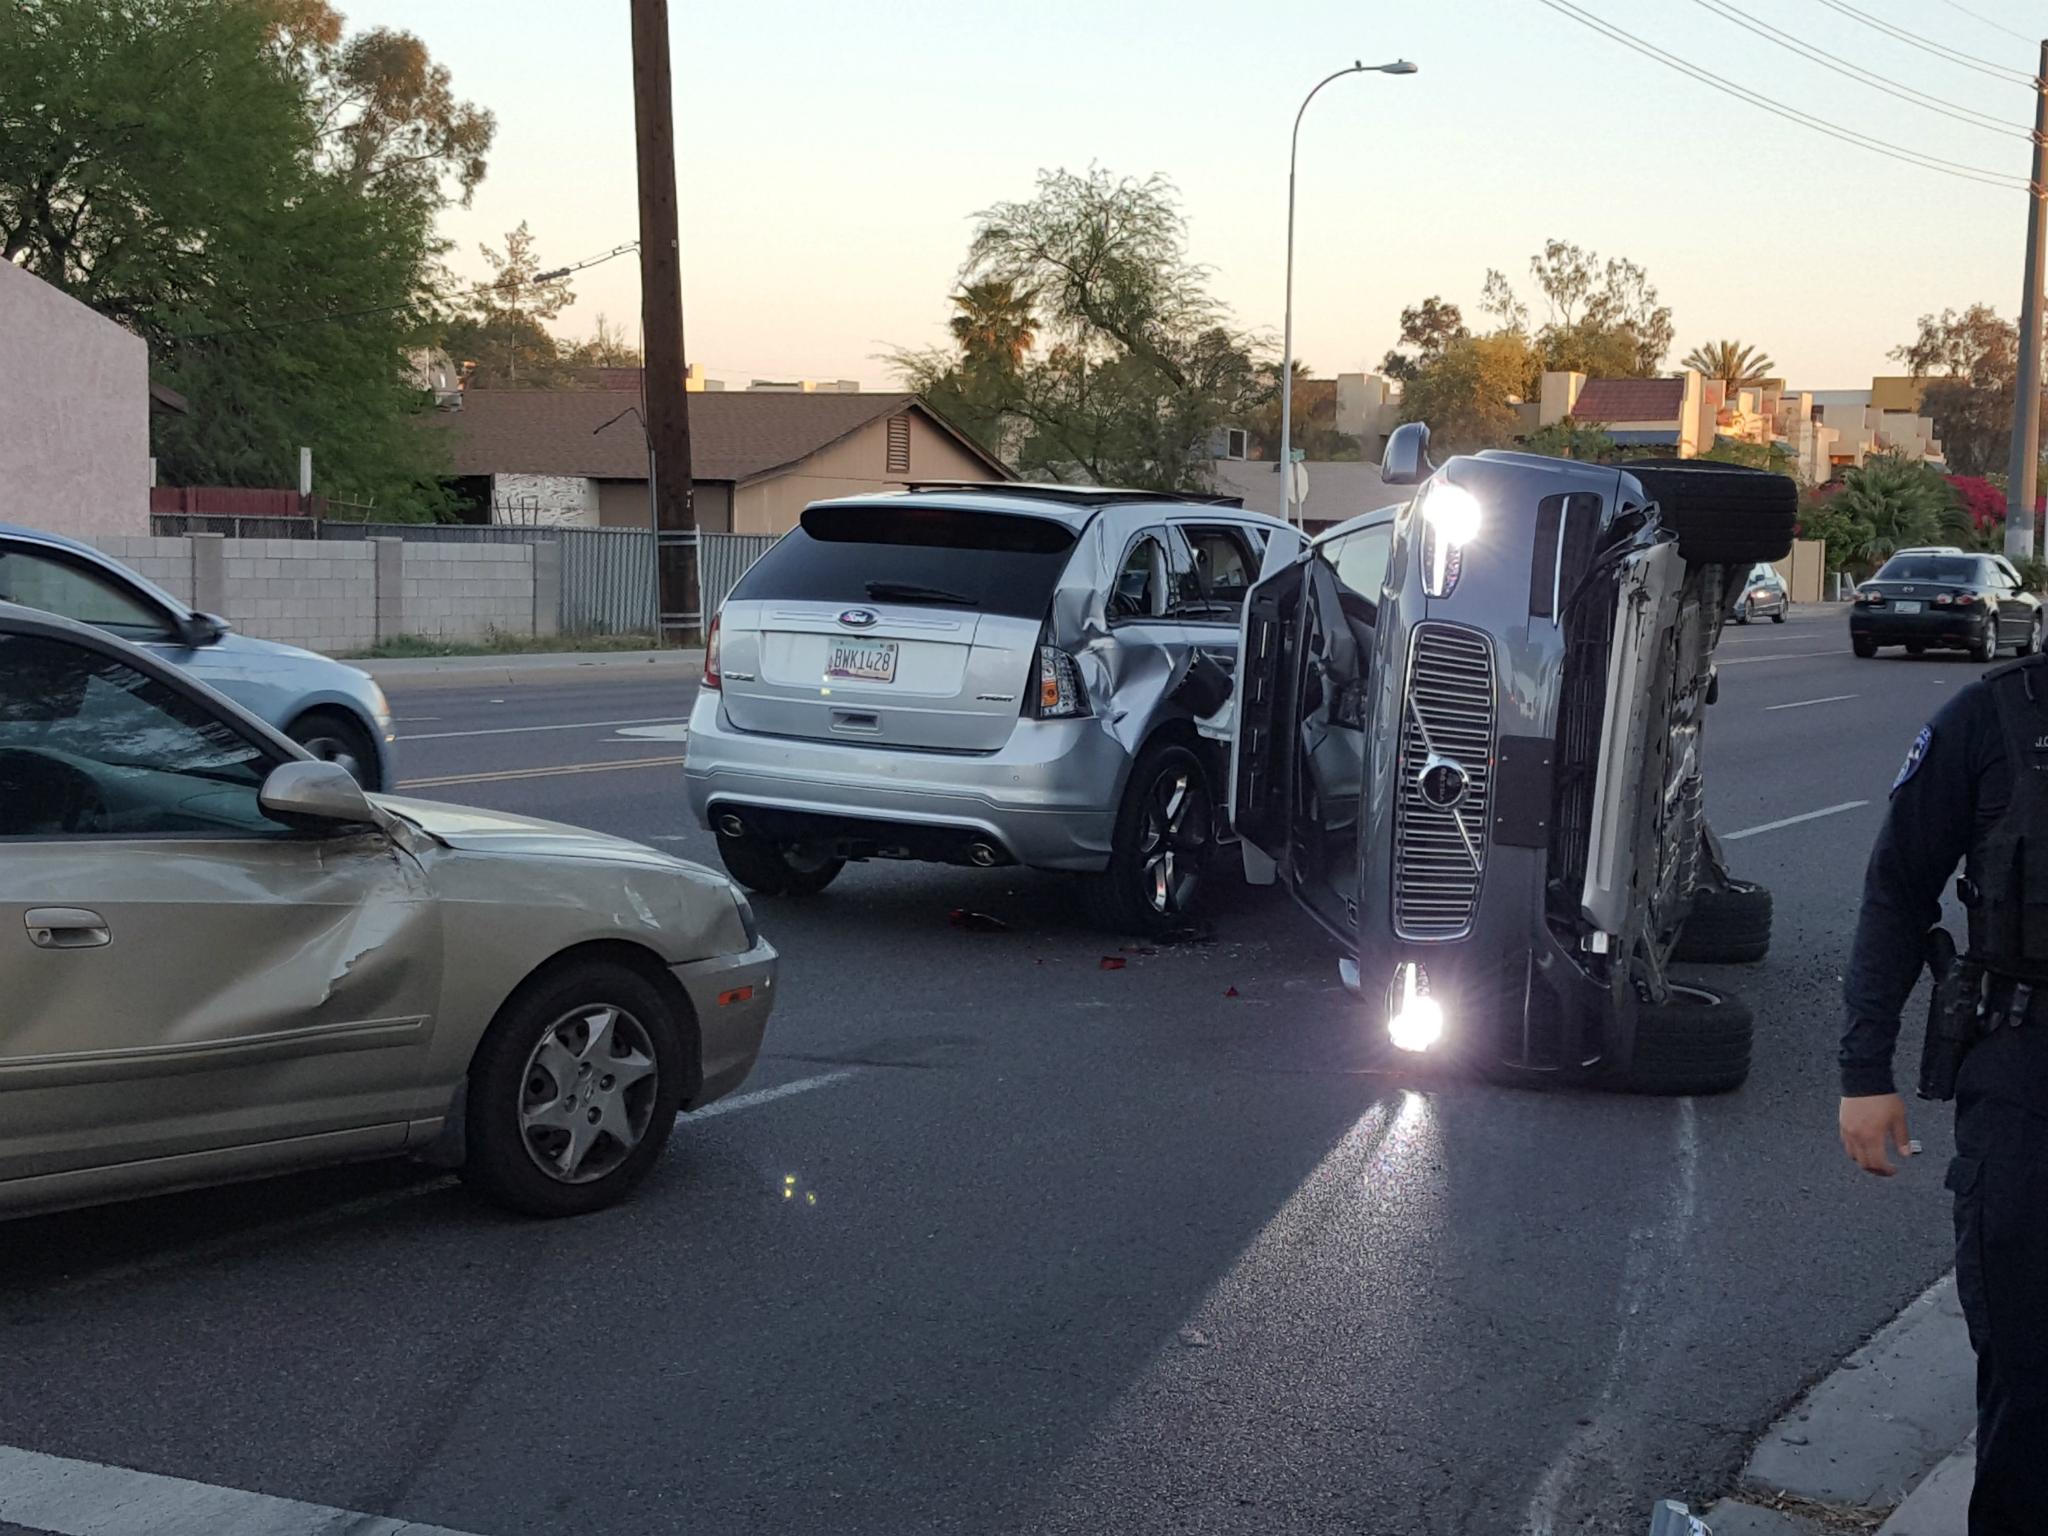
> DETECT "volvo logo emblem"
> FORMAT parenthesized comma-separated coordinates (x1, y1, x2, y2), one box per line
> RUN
(1417, 753, 1471, 810)
(837, 608, 879, 629)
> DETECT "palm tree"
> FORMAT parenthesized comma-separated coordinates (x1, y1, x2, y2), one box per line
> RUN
(1680, 339, 1777, 397)
(1831, 454, 1969, 565)
(949, 280, 1038, 370)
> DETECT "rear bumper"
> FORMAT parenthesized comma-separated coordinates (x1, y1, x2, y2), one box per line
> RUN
(682, 693, 1123, 872)
(670, 937, 777, 1109)
(1849, 609, 1987, 646)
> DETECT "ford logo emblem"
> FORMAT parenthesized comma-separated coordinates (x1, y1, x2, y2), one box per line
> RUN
(838, 608, 879, 629)
(1417, 754, 1471, 811)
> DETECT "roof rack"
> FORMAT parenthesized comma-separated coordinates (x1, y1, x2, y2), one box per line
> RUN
(901, 480, 1245, 509)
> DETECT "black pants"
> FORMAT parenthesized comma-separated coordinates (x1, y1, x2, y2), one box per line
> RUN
(1951, 1025, 2048, 1535)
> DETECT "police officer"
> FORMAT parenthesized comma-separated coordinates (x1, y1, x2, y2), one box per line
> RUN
(1842, 651, 2048, 1535)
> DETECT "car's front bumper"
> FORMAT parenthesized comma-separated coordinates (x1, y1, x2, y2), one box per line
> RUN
(671, 936, 777, 1109)
(682, 693, 1124, 872)
(1849, 608, 1989, 647)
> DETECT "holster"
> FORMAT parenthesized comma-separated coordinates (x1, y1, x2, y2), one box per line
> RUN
(1918, 928, 1983, 1103)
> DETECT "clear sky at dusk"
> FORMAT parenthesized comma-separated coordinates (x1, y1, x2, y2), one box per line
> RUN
(346, 0, 2043, 391)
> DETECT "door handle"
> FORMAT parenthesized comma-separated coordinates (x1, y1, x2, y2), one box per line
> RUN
(25, 908, 110, 949)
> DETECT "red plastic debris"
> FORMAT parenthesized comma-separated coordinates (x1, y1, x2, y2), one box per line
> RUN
(1099, 956, 1127, 971)
(1224, 986, 1239, 998)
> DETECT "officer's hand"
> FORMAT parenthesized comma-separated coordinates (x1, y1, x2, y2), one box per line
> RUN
(1840, 1093, 1915, 1177)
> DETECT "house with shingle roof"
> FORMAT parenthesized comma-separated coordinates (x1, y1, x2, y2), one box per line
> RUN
(431, 374, 1011, 533)
(1539, 370, 1714, 455)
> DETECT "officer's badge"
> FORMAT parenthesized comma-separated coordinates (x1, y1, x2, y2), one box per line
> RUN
(1892, 726, 1932, 794)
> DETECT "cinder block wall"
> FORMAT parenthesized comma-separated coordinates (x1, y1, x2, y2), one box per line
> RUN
(87, 535, 540, 654)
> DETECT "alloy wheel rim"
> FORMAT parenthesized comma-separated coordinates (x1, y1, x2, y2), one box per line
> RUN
(517, 1004, 660, 1184)
(298, 734, 362, 782)
(1137, 767, 1210, 914)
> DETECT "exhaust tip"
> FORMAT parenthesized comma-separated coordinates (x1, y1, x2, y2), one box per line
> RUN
(967, 842, 998, 867)
(716, 814, 745, 839)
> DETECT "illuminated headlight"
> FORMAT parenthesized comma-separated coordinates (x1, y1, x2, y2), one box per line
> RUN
(1387, 961, 1445, 1053)
(1419, 482, 1482, 598)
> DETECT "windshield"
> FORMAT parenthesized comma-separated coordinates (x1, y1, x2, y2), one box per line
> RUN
(729, 503, 1078, 619)
(1874, 555, 1980, 583)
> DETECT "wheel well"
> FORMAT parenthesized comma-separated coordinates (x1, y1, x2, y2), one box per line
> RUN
(485, 939, 704, 1102)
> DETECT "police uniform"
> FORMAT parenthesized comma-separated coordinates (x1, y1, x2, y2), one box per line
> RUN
(1845, 653, 2048, 1535)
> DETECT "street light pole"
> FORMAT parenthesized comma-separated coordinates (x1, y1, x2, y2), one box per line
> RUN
(1280, 58, 1416, 525)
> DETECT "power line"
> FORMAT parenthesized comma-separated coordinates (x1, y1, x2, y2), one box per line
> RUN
(175, 241, 640, 341)
(1805, 0, 2034, 84)
(1686, 0, 2028, 137)
(1531, 0, 2029, 188)
(1935, 0, 2034, 47)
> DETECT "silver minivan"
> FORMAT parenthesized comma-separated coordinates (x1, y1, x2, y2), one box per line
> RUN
(683, 485, 1295, 932)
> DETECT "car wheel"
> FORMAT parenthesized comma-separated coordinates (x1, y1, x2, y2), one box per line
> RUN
(1852, 635, 1878, 658)
(1972, 621, 1998, 663)
(714, 832, 844, 896)
(1084, 741, 1215, 936)
(287, 708, 380, 790)
(1733, 604, 1750, 625)
(1770, 605, 1786, 624)
(1671, 881, 1772, 965)
(461, 959, 687, 1217)
(1906, 642, 1927, 657)
(1618, 983, 1753, 1096)
(2019, 611, 2043, 658)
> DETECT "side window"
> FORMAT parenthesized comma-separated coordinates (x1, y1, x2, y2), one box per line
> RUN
(1994, 560, 2021, 591)
(1171, 523, 1263, 619)
(0, 548, 174, 641)
(1163, 528, 1205, 615)
(0, 633, 281, 839)
(1109, 533, 1165, 621)
(1326, 524, 1394, 603)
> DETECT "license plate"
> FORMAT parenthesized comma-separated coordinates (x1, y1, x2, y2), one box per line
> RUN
(1894, 600, 1923, 614)
(826, 640, 898, 683)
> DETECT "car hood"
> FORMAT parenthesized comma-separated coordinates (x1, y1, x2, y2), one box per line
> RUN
(373, 795, 689, 869)
(207, 628, 370, 674)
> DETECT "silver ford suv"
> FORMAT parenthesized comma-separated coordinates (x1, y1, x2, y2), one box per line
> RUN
(683, 484, 1293, 932)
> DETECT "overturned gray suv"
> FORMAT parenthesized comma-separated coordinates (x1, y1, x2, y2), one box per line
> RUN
(1230, 423, 1797, 1094)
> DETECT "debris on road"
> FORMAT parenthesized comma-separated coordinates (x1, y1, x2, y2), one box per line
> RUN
(1099, 956, 1126, 971)
(948, 909, 1011, 932)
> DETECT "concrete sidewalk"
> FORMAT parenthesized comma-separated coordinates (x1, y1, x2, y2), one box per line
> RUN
(1699, 1275, 1975, 1535)
(357, 647, 704, 690)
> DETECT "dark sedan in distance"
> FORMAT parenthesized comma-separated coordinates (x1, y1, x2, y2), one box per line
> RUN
(1850, 552, 2043, 661)
(1728, 562, 1788, 623)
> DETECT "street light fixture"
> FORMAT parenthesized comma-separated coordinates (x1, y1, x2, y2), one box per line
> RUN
(1280, 58, 1417, 525)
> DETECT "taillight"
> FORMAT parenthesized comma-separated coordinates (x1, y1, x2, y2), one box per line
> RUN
(703, 613, 722, 690)
(1033, 644, 1088, 719)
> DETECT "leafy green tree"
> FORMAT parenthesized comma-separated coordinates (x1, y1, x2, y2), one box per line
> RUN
(558, 313, 641, 370)
(1399, 331, 1538, 455)
(1682, 340, 1776, 396)
(1520, 416, 1615, 461)
(1491, 240, 1673, 378)
(1824, 454, 1968, 567)
(0, 0, 493, 516)
(1380, 297, 1468, 382)
(1893, 304, 2030, 477)
(441, 221, 576, 387)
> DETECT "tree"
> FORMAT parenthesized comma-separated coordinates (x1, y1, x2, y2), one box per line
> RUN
(559, 312, 642, 370)
(0, 0, 489, 516)
(1824, 454, 1968, 567)
(1893, 304, 2027, 477)
(1520, 416, 1615, 461)
(1682, 340, 1777, 396)
(1380, 296, 1468, 382)
(441, 222, 577, 387)
(1399, 331, 1539, 456)
(1490, 240, 1674, 378)
(947, 279, 1038, 370)
(897, 168, 1268, 489)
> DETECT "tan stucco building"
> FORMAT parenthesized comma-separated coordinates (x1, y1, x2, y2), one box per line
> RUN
(437, 381, 1010, 535)
(0, 261, 151, 537)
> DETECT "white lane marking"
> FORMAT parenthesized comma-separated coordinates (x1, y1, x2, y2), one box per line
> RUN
(0, 1442, 486, 1536)
(399, 755, 686, 789)
(1524, 1099, 1700, 1535)
(403, 715, 685, 742)
(1722, 800, 1870, 841)
(1763, 693, 1858, 711)
(615, 723, 691, 741)
(686, 1069, 858, 1122)
(1717, 649, 1851, 666)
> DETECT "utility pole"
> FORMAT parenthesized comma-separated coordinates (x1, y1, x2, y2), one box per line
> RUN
(631, 0, 699, 642)
(2004, 39, 2048, 561)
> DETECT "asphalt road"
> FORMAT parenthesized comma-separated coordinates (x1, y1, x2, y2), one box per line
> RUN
(0, 608, 1978, 1535)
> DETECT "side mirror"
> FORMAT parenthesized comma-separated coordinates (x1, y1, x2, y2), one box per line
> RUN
(1381, 422, 1433, 486)
(260, 759, 378, 830)
(177, 611, 230, 647)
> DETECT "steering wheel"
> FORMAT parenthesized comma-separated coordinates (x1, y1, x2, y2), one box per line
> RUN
(0, 749, 111, 836)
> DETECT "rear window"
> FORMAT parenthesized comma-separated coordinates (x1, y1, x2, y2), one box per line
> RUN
(730, 504, 1079, 620)
(1874, 555, 1981, 583)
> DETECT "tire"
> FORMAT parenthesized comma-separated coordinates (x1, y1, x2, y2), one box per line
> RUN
(1624, 462, 1798, 567)
(1852, 636, 1878, 658)
(1619, 983, 1753, 1096)
(2021, 612, 2044, 658)
(461, 959, 687, 1217)
(1906, 642, 1927, 657)
(1083, 741, 1215, 936)
(1972, 622, 1997, 663)
(287, 708, 380, 790)
(1672, 881, 1772, 965)
(1733, 604, 1750, 625)
(714, 832, 843, 896)
(1771, 609, 1786, 624)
